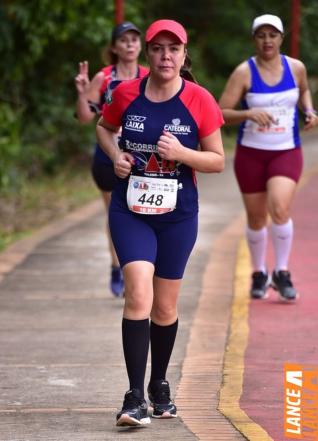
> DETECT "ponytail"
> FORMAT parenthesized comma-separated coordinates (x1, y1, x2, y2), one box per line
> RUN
(101, 46, 118, 65)
(180, 53, 197, 83)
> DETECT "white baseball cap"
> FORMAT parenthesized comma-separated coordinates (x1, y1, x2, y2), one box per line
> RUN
(252, 14, 284, 34)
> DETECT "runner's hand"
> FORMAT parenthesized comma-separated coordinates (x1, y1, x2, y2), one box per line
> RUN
(114, 152, 135, 178)
(248, 108, 276, 128)
(75, 61, 90, 95)
(158, 131, 183, 161)
(304, 111, 318, 131)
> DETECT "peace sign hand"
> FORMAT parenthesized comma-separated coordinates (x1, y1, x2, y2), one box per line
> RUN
(75, 61, 90, 95)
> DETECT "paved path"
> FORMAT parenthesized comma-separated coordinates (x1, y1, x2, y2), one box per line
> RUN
(0, 130, 317, 440)
(218, 129, 318, 441)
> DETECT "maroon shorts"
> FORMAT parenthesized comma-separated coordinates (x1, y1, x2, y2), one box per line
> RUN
(234, 145, 303, 194)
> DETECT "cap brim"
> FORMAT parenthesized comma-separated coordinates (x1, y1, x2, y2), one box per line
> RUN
(146, 30, 186, 43)
(252, 23, 283, 34)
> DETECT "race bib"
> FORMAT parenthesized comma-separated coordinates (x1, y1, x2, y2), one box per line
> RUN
(248, 106, 293, 134)
(127, 175, 178, 215)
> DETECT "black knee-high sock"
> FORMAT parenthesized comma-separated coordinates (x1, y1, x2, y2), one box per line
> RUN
(150, 319, 178, 384)
(122, 318, 149, 396)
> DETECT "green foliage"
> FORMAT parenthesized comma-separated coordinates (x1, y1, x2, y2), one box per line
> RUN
(0, 103, 23, 190)
(138, 0, 318, 98)
(298, 1, 318, 73)
(1, 0, 318, 193)
(0, 0, 115, 191)
(0, 164, 98, 251)
(300, 1, 318, 106)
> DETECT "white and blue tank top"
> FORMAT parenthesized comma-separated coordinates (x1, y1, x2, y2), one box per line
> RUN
(238, 55, 301, 150)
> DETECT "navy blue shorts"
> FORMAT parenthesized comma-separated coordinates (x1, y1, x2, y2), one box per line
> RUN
(109, 208, 198, 280)
(91, 157, 117, 192)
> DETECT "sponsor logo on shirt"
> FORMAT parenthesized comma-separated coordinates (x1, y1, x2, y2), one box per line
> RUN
(124, 141, 181, 177)
(125, 115, 147, 132)
(164, 118, 191, 135)
(125, 140, 157, 153)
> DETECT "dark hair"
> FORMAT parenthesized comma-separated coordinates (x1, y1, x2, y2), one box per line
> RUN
(180, 53, 197, 83)
(105, 47, 118, 65)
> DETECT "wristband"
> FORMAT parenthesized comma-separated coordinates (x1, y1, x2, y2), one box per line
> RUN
(88, 100, 101, 114)
(304, 108, 317, 115)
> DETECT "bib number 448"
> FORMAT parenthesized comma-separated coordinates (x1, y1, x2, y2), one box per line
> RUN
(138, 193, 163, 206)
(127, 176, 178, 215)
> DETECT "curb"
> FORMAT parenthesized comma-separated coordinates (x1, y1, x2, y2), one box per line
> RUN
(177, 214, 247, 440)
(0, 199, 103, 284)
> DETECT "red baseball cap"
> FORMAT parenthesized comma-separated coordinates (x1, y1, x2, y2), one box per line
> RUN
(145, 19, 187, 44)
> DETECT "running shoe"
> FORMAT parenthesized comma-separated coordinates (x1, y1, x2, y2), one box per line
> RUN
(110, 266, 124, 297)
(271, 270, 297, 301)
(147, 379, 177, 418)
(116, 389, 150, 426)
(250, 271, 271, 299)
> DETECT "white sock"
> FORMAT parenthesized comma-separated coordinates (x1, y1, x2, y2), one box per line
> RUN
(271, 219, 293, 272)
(246, 226, 267, 273)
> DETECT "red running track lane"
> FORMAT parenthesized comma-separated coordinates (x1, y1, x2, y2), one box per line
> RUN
(240, 173, 318, 441)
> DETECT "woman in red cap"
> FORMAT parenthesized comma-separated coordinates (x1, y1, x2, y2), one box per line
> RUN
(219, 14, 318, 301)
(75, 23, 148, 298)
(97, 19, 224, 426)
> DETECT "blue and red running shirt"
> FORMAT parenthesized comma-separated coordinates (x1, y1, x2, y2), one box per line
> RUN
(102, 76, 224, 220)
(99, 65, 149, 108)
(94, 65, 149, 165)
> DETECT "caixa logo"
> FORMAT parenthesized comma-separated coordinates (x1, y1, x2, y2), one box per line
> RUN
(125, 115, 147, 132)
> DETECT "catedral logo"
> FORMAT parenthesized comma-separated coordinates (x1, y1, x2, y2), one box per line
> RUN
(284, 363, 318, 440)
(164, 118, 191, 135)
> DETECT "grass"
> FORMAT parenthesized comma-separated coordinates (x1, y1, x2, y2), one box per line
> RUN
(222, 130, 236, 152)
(0, 132, 236, 253)
(0, 165, 99, 252)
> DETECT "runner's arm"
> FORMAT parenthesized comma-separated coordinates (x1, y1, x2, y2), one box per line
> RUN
(219, 63, 275, 127)
(293, 58, 318, 130)
(157, 129, 224, 173)
(96, 117, 121, 161)
(76, 71, 105, 123)
(96, 117, 134, 178)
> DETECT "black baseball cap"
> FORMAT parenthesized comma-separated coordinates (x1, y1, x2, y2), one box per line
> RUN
(111, 22, 141, 45)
